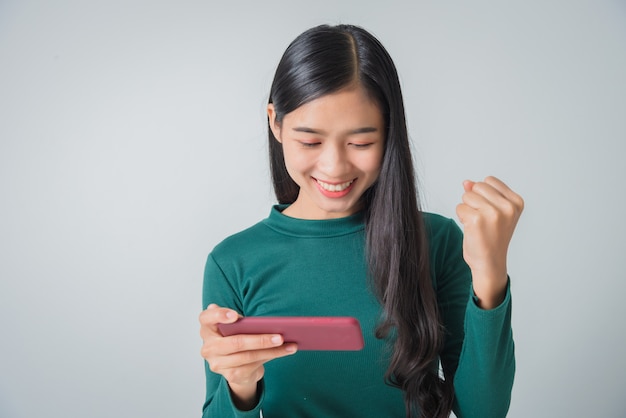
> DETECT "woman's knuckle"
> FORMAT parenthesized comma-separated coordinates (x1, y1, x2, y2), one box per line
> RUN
(516, 195, 525, 211)
(198, 310, 209, 324)
(231, 335, 246, 352)
(263, 335, 278, 347)
(502, 201, 515, 217)
(207, 359, 221, 373)
(241, 349, 259, 364)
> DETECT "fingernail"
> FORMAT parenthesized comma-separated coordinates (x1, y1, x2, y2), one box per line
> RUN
(285, 344, 297, 353)
(226, 311, 237, 320)
(271, 335, 282, 345)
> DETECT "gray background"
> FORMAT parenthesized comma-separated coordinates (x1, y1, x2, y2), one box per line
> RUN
(1, 1, 625, 417)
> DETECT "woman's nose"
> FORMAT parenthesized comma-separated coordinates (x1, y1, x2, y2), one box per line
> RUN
(318, 143, 350, 176)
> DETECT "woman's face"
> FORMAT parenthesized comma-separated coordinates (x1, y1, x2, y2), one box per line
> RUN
(268, 85, 385, 220)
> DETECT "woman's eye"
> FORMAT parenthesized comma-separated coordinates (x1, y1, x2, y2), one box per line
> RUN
(351, 143, 373, 148)
(300, 142, 320, 148)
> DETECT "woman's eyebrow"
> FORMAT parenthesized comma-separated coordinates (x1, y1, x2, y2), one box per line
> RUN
(349, 127, 378, 134)
(292, 126, 379, 135)
(292, 126, 322, 134)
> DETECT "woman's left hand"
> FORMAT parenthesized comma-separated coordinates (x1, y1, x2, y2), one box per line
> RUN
(456, 176, 524, 309)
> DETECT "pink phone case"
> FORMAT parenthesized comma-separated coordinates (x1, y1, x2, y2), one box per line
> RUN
(218, 316, 364, 351)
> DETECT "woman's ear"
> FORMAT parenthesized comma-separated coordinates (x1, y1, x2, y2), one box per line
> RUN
(267, 104, 282, 143)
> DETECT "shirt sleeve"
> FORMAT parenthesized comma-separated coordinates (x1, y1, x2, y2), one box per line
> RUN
(435, 218, 515, 418)
(201, 254, 266, 418)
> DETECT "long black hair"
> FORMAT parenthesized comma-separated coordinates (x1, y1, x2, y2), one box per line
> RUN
(267, 24, 454, 418)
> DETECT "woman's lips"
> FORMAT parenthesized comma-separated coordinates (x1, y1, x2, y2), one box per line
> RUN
(313, 178, 356, 198)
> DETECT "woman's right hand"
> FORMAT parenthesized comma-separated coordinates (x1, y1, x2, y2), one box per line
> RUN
(199, 304, 298, 410)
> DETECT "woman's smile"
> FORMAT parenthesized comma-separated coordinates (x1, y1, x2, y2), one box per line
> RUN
(267, 85, 384, 220)
(314, 177, 356, 196)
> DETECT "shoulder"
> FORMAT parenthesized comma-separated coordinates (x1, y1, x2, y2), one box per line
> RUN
(422, 212, 463, 245)
(210, 219, 274, 260)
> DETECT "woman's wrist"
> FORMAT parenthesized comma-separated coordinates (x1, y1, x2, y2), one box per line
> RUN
(471, 269, 508, 310)
(229, 381, 261, 411)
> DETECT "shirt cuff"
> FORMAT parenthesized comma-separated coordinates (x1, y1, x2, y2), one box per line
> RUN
(229, 379, 265, 417)
(469, 276, 512, 314)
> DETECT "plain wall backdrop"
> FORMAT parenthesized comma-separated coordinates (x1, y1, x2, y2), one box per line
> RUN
(1, 1, 625, 417)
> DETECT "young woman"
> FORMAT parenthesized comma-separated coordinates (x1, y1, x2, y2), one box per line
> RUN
(199, 24, 523, 418)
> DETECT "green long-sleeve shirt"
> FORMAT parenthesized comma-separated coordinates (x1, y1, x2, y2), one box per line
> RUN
(202, 206, 514, 417)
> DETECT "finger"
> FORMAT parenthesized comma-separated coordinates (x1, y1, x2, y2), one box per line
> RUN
(202, 305, 241, 325)
(216, 333, 288, 356)
(199, 305, 241, 339)
(456, 203, 477, 226)
(465, 181, 520, 218)
(461, 187, 499, 212)
(462, 187, 522, 229)
(483, 176, 510, 196)
(483, 176, 525, 210)
(468, 180, 509, 203)
(472, 179, 523, 221)
(463, 180, 475, 192)
(465, 177, 517, 203)
(211, 343, 298, 371)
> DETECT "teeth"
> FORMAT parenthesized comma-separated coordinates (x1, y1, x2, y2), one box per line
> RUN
(317, 179, 354, 192)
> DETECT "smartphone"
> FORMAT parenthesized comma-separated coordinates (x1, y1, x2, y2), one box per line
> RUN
(218, 316, 364, 351)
